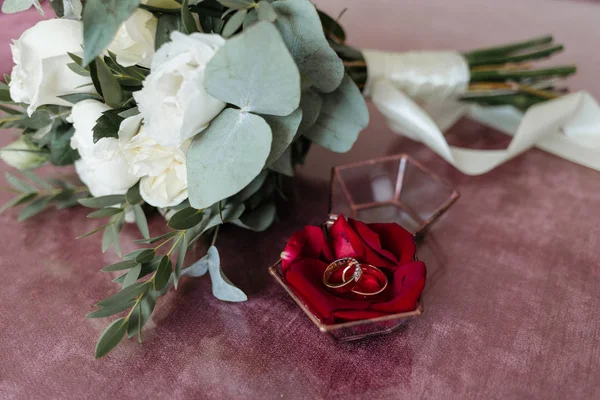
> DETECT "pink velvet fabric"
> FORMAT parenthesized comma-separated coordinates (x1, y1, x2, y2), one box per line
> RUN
(1, 1, 600, 399)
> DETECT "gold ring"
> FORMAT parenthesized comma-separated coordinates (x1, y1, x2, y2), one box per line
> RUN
(342, 264, 388, 297)
(322, 258, 362, 294)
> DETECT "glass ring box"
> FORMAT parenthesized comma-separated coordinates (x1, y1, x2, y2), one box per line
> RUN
(269, 154, 459, 341)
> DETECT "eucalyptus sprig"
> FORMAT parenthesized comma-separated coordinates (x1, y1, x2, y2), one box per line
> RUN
(0, 171, 88, 220)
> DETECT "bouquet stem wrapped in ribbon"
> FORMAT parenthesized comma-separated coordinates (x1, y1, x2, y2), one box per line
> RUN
(0, 0, 598, 358)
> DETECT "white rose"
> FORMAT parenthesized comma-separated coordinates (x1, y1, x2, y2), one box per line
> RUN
(0, 136, 46, 170)
(108, 9, 157, 68)
(9, 19, 95, 115)
(70, 100, 138, 197)
(134, 31, 226, 148)
(119, 114, 189, 208)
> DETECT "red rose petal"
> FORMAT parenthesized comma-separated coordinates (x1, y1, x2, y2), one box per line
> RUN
(330, 216, 396, 268)
(370, 261, 426, 314)
(281, 225, 333, 274)
(284, 259, 371, 324)
(348, 218, 398, 264)
(367, 222, 416, 266)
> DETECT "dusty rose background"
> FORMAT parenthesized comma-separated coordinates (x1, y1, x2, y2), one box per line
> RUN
(0, 1, 599, 399)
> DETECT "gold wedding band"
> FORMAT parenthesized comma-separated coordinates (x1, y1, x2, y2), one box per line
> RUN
(342, 264, 388, 297)
(322, 258, 362, 294)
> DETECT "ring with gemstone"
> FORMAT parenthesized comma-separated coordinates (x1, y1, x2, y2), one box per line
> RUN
(322, 257, 362, 294)
(342, 264, 388, 297)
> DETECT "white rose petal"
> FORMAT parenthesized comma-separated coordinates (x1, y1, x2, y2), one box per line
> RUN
(108, 9, 157, 68)
(140, 161, 188, 208)
(9, 19, 95, 115)
(134, 31, 226, 148)
(70, 100, 138, 197)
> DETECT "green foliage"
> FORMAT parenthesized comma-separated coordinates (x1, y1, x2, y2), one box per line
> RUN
(82, 0, 142, 65)
(204, 21, 301, 116)
(262, 109, 303, 167)
(92, 109, 124, 143)
(187, 109, 272, 210)
(1, 171, 88, 220)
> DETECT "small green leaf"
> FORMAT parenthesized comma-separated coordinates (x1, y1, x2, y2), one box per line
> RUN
(118, 107, 140, 119)
(94, 317, 128, 359)
(102, 224, 117, 253)
(67, 62, 90, 77)
(5, 172, 36, 193)
(83, 0, 141, 65)
(204, 246, 247, 302)
(127, 291, 156, 339)
(126, 183, 143, 205)
(168, 207, 204, 230)
(58, 93, 103, 104)
(217, 0, 254, 9)
(155, 14, 181, 51)
(86, 300, 136, 319)
(0, 192, 37, 215)
(222, 9, 247, 38)
(181, 0, 199, 33)
(233, 201, 276, 232)
(18, 196, 51, 221)
(94, 57, 125, 108)
(48, 122, 79, 166)
(135, 249, 155, 264)
(87, 207, 123, 219)
(93, 109, 124, 144)
(154, 256, 172, 291)
(174, 234, 188, 289)
(101, 260, 140, 272)
(263, 108, 302, 167)
(231, 170, 268, 203)
(122, 264, 142, 288)
(79, 195, 126, 208)
(269, 146, 294, 176)
(256, 1, 276, 22)
(134, 231, 178, 245)
(97, 281, 149, 307)
(133, 204, 150, 240)
(187, 109, 272, 210)
(205, 21, 301, 116)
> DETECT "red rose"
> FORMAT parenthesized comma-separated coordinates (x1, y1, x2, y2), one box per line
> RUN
(281, 215, 426, 324)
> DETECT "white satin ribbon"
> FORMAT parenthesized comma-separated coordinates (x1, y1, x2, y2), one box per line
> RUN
(363, 49, 600, 175)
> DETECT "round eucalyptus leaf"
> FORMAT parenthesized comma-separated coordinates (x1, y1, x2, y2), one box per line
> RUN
(263, 108, 302, 167)
(187, 109, 273, 210)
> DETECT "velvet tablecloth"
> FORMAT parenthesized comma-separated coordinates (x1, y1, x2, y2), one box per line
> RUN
(1, 1, 599, 399)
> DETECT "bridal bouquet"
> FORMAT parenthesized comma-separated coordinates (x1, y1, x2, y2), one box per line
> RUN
(1, 0, 592, 358)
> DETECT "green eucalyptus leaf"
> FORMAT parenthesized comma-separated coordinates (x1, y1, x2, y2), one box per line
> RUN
(173, 234, 188, 289)
(87, 207, 123, 219)
(231, 170, 268, 203)
(298, 88, 323, 133)
(17, 195, 51, 221)
(242, 9, 258, 30)
(58, 93, 103, 104)
(318, 9, 346, 43)
(94, 317, 128, 359)
(205, 21, 300, 116)
(134, 231, 178, 245)
(221, 9, 247, 38)
(216, 0, 254, 9)
(268, 146, 294, 176)
(133, 204, 150, 240)
(155, 14, 181, 50)
(233, 201, 276, 232)
(79, 195, 125, 208)
(101, 260, 140, 272)
(205, 246, 247, 302)
(94, 57, 125, 108)
(102, 224, 117, 254)
(256, 0, 276, 21)
(5, 172, 36, 193)
(181, 0, 199, 33)
(83, 0, 141, 66)
(118, 107, 140, 119)
(2, 0, 42, 14)
(122, 264, 142, 288)
(187, 109, 272, 210)
(263, 108, 302, 167)
(272, 0, 344, 93)
(135, 249, 156, 264)
(304, 75, 369, 153)
(127, 290, 156, 338)
(168, 207, 204, 230)
(0, 192, 37, 215)
(126, 183, 143, 205)
(154, 256, 172, 291)
(97, 281, 149, 307)
(48, 123, 79, 166)
(86, 300, 136, 319)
